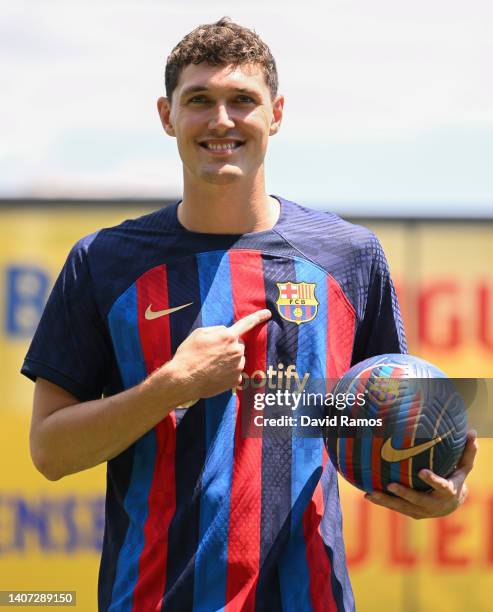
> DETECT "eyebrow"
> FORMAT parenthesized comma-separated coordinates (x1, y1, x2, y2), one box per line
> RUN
(180, 85, 260, 99)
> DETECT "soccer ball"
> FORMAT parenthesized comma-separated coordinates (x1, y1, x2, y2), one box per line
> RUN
(324, 354, 468, 493)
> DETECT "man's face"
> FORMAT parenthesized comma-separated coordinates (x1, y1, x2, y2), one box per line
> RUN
(158, 62, 283, 185)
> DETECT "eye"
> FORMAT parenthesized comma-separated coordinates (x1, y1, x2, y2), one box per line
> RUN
(188, 95, 208, 104)
(236, 95, 255, 104)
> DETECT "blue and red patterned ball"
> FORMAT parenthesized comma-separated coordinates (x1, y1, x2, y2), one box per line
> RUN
(324, 354, 468, 493)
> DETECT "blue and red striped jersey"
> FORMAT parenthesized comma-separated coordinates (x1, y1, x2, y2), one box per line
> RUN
(22, 198, 406, 611)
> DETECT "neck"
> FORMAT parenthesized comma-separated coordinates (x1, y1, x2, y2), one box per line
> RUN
(178, 171, 280, 234)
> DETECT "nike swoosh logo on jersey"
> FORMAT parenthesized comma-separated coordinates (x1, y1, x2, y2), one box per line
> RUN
(380, 430, 451, 462)
(145, 302, 193, 320)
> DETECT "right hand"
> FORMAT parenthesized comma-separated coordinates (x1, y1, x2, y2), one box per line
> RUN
(165, 309, 271, 401)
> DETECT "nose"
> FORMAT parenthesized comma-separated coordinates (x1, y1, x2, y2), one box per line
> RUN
(208, 103, 235, 132)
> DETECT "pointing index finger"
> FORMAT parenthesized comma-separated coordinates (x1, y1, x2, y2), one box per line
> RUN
(230, 309, 272, 337)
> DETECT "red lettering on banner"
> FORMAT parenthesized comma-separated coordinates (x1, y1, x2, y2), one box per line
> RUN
(418, 282, 460, 350)
(346, 496, 369, 567)
(478, 282, 493, 352)
(388, 512, 418, 567)
(434, 500, 471, 567)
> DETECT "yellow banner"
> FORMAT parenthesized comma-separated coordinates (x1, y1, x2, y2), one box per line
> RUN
(1, 208, 491, 611)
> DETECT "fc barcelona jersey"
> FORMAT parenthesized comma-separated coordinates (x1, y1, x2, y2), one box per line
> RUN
(22, 198, 406, 612)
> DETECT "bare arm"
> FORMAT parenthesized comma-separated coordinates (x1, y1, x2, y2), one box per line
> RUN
(31, 363, 185, 481)
(30, 309, 271, 480)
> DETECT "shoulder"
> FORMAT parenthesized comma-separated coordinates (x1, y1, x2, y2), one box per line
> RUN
(276, 197, 386, 268)
(275, 197, 394, 319)
(64, 205, 181, 314)
(66, 204, 180, 269)
(75, 204, 178, 256)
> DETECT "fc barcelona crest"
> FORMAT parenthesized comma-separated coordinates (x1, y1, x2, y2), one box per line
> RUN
(275, 282, 319, 325)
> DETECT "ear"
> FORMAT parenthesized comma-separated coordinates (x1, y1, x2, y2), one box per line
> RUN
(269, 94, 284, 136)
(157, 97, 175, 137)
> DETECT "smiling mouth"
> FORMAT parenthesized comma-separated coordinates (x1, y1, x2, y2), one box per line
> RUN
(199, 141, 244, 152)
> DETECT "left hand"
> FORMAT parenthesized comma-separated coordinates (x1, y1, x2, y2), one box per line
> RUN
(365, 430, 478, 519)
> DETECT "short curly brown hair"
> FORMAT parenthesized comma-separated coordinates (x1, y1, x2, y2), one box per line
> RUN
(165, 17, 278, 102)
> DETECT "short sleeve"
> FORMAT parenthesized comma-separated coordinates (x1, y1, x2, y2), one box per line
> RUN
(21, 237, 112, 401)
(351, 237, 407, 365)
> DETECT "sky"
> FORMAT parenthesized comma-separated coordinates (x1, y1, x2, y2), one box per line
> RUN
(2, 0, 493, 216)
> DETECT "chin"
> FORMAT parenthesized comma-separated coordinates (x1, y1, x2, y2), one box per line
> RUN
(200, 167, 244, 185)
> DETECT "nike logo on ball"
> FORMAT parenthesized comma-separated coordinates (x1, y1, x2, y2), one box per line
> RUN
(380, 431, 451, 462)
(145, 302, 193, 320)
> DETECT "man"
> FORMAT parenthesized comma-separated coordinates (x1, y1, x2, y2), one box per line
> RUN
(22, 18, 477, 612)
